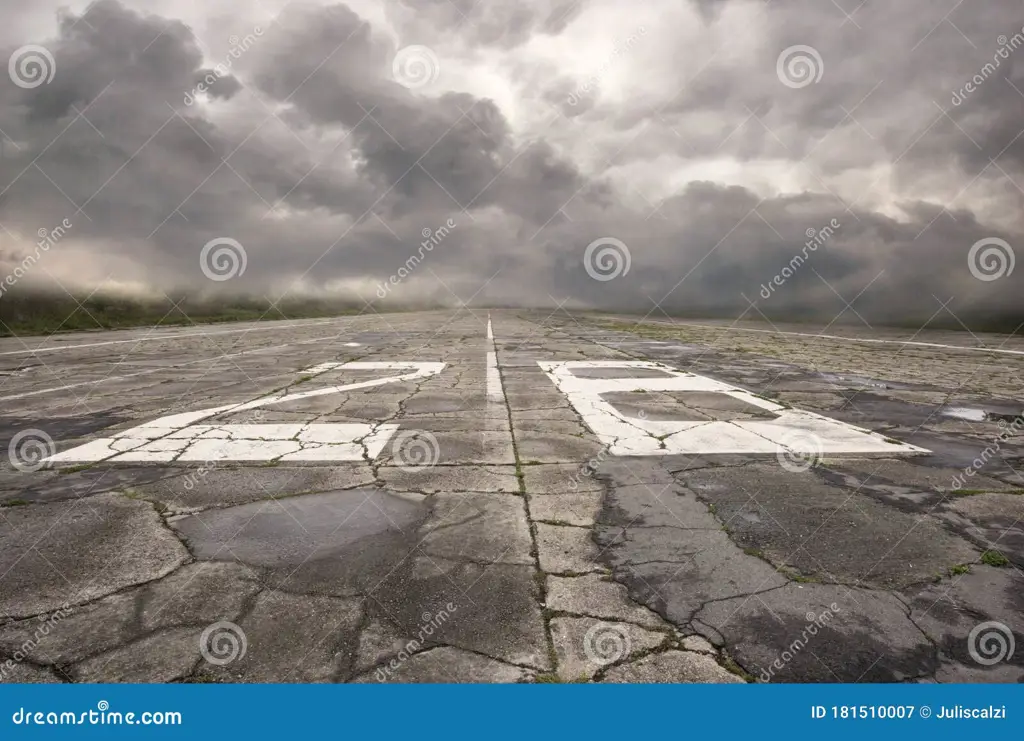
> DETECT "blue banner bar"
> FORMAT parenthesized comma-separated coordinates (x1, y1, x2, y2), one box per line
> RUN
(1, 685, 1020, 739)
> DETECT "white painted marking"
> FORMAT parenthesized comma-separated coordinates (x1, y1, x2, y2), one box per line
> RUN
(0, 335, 358, 403)
(639, 319, 1024, 357)
(538, 360, 930, 458)
(486, 316, 503, 403)
(0, 317, 351, 357)
(43, 362, 444, 464)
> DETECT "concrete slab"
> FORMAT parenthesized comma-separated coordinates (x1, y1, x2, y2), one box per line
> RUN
(600, 650, 744, 683)
(202, 591, 362, 682)
(546, 575, 667, 629)
(0, 493, 189, 619)
(528, 491, 603, 526)
(353, 646, 532, 683)
(535, 524, 603, 574)
(549, 617, 668, 681)
(420, 493, 533, 566)
(72, 628, 202, 683)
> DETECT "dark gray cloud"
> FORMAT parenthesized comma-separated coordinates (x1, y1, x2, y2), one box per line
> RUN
(0, 0, 1020, 328)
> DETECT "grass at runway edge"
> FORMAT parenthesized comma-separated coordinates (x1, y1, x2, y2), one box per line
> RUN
(0, 293, 364, 336)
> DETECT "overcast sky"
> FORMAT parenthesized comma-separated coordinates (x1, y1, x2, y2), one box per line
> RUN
(0, 0, 1021, 327)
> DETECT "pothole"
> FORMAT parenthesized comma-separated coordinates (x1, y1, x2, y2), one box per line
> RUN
(172, 489, 427, 567)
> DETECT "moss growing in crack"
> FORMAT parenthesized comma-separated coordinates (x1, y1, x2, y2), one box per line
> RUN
(948, 563, 971, 577)
(777, 565, 819, 583)
(58, 464, 94, 475)
(981, 551, 1010, 567)
(534, 673, 562, 683)
(719, 652, 754, 682)
(0, 499, 29, 507)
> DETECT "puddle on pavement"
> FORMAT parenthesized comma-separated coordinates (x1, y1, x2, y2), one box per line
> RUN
(819, 372, 900, 390)
(941, 407, 988, 422)
(172, 489, 428, 567)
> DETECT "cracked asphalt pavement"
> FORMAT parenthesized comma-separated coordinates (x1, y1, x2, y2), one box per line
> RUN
(0, 311, 1022, 683)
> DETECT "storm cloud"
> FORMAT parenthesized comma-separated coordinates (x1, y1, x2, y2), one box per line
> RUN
(0, 0, 1020, 327)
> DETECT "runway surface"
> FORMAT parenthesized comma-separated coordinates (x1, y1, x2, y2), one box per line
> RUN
(0, 310, 1021, 683)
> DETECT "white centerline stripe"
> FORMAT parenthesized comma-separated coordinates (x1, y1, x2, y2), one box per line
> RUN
(486, 315, 503, 403)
